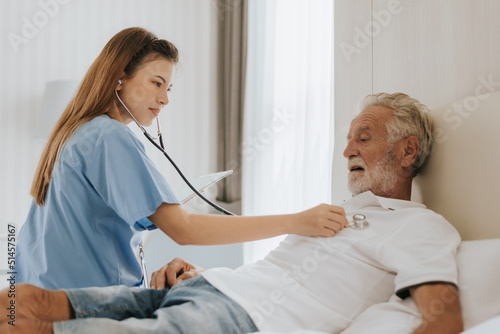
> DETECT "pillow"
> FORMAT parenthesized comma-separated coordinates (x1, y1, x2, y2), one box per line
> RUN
(457, 239, 500, 329)
(461, 315, 500, 334)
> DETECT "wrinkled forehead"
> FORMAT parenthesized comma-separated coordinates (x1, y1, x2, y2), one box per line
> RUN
(347, 106, 394, 138)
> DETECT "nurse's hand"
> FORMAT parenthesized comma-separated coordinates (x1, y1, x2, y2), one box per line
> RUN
(150, 257, 204, 289)
(292, 204, 348, 237)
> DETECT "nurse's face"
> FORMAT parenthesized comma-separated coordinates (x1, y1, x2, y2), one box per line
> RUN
(116, 58, 175, 127)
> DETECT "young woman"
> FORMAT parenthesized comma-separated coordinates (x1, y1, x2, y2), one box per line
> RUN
(15, 27, 347, 290)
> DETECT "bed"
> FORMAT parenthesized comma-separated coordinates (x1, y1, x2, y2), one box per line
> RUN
(260, 91, 500, 333)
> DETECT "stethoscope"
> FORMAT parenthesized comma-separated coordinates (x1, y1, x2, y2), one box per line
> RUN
(114, 86, 236, 216)
(350, 214, 370, 230)
(115, 85, 236, 288)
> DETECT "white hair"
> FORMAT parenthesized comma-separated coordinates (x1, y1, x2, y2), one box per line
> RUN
(361, 92, 434, 176)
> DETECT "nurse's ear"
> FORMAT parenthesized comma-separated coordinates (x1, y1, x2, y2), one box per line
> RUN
(116, 72, 126, 91)
(116, 79, 123, 91)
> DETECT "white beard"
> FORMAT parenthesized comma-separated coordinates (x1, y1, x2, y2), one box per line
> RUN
(347, 152, 400, 197)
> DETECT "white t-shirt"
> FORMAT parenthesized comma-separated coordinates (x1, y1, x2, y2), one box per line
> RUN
(202, 191, 461, 333)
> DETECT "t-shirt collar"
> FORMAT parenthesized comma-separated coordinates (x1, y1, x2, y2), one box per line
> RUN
(341, 191, 427, 211)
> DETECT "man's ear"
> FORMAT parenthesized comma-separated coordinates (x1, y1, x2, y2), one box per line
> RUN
(401, 135, 420, 168)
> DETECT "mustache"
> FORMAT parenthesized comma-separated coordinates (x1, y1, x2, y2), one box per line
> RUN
(347, 157, 367, 170)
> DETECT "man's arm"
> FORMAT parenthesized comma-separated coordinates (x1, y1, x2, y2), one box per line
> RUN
(410, 283, 463, 334)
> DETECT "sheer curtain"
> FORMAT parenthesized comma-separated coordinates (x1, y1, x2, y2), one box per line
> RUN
(242, 0, 334, 263)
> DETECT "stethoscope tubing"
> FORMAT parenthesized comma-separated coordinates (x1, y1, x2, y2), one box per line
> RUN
(114, 88, 236, 216)
(142, 130, 236, 216)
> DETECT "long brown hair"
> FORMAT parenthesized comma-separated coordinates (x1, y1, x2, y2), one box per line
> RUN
(31, 27, 179, 205)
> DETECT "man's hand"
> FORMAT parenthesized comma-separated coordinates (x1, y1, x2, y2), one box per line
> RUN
(410, 283, 463, 334)
(150, 258, 204, 289)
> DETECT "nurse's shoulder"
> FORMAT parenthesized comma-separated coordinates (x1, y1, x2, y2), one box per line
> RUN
(58, 115, 142, 168)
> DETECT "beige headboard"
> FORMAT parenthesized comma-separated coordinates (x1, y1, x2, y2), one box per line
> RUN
(413, 91, 500, 240)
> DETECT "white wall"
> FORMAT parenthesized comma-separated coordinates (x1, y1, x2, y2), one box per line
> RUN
(332, 0, 500, 205)
(0, 0, 222, 285)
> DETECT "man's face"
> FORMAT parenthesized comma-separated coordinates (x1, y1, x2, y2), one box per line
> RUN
(343, 106, 402, 197)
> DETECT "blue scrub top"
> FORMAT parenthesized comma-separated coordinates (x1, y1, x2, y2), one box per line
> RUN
(16, 115, 180, 289)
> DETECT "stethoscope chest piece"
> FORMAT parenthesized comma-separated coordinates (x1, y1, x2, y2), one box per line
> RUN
(350, 214, 369, 230)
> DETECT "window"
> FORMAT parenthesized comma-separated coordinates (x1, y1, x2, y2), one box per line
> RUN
(243, 0, 334, 263)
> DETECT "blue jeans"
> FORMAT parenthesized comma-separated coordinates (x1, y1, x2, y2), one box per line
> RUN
(53, 275, 258, 334)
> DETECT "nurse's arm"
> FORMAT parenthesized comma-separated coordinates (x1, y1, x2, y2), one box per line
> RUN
(409, 283, 463, 334)
(148, 203, 348, 245)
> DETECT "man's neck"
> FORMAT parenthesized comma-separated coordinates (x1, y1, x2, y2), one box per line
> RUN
(372, 183, 413, 201)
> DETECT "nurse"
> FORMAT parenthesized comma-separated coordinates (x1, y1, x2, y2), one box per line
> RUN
(15, 27, 348, 290)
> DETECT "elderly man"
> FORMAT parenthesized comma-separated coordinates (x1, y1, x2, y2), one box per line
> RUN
(1, 93, 463, 334)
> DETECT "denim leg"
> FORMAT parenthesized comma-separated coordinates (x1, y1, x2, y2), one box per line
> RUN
(63, 285, 169, 320)
(54, 276, 258, 334)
